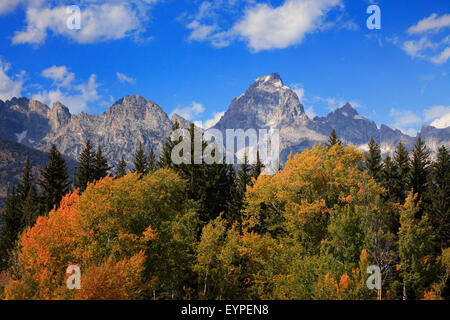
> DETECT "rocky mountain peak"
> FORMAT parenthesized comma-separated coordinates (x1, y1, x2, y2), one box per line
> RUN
(253, 73, 284, 88)
(50, 101, 71, 129)
(333, 103, 358, 118)
(215, 73, 307, 131)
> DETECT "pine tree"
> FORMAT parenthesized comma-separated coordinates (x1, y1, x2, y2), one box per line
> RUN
(21, 187, 39, 229)
(116, 156, 127, 178)
(366, 138, 383, 182)
(426, 146, 449, 250)
(17, 157, 35, 202)
(93, 146, 110, 181)
(159, 122, 180, 169)
(74, 140, 95, 192)
(326, 129, 342, 147)
(393, 142, 410, 204)
(238, 153, 252, 196)
(251, 150, 264, 181)
(228, 154, 251, 222)
(133, 142, 148, 175)
(410, 137, 431, 202)
(148, 147, 158, 173)
(0, 187, 22, 270)
(38, 145, 71, 213)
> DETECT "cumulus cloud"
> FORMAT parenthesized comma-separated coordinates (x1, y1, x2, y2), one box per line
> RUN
(183, 0, 345, 51)
(116, 72, 136, 84)
(425, 105, 450, 129)
(41, 65, 75, 88)
(431, 113, 450, 129)
(171, 102, 205, 121)
(0, 0, 44, 15)
(233, 0, 341, 51)
(8, 1, 159, 45)
(33, 66, 101, 114)
(0, 58, 25, 100)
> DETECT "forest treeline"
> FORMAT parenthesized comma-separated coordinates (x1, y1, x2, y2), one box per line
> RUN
(0, 125, 448, 300)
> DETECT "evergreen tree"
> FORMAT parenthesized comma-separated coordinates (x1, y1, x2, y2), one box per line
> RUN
(133, 142, 148, 175)
(326, 129, 342, 147)
(0, 187, 22, 270)
(148, 147, 158, 173)
(381, 155, 397, 195)
(238, 153, 252, 196)
(251, 150, 264, 181)
(21, 187, 39, 229)
(393, 142, 410, 204)
(426, 146, 449, 250)
(93, 146, 110, 181)
(74, 140, 95, 192)
(116, 156, 127, 178)
(410, 137, 431, 202)
(366, 138, 383, 182)
(38, 145, 71, 213)
(159, 122, 180, 169)
(229, 154, 251, 222)
(17, 157, 35, 202)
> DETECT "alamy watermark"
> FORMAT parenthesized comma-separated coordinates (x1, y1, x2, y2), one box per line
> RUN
(366, 5, 381, 30)
(66, 265, 81, 290)
(66, 5, 81, 30)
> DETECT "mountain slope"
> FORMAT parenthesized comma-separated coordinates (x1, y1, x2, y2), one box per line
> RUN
(0, 74, 449, 173)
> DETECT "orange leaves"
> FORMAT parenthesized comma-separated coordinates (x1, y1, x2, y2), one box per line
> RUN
(74, 252, 146, 300)
(4, 170, 186, 300)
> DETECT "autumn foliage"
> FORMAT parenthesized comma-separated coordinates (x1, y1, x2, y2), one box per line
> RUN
(2, 143, 448, 300)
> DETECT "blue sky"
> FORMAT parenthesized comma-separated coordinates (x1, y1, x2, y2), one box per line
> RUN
(0, 0, 449, 135)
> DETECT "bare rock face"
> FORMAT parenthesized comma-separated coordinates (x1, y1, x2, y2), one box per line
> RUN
(37, 95, 174, 167)
(214, 74, 449, 159)
(0, 97, 51, 147)
(0, 74, 448, 174)
(215, 73, 308, 131)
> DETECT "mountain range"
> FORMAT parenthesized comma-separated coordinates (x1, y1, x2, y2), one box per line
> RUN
(0, 73, 449, 200)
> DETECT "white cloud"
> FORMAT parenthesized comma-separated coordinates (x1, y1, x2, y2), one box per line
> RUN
(407, 13, 450, 35)
(0, 0, 43, 15)
(184, 0, 344, 51)
(171, 102, 205, 121)
(41, 65, 74, 88)
(424, 105, 450, 129)
(203, 111, 225, 129)
(430, 47, 450, 64)
(400, 14, 450, 65)
(187, 21, 218, 42)
(9, 1, 159, 45)
(33, 69, 101, 114)
(431, 113, 450, 128)
(389, 108, 421, 135)
(116, 72, 136, 84)
(233, 0, 341, 51)
(0, 59, 25, 100)
(424, 105, 450, 121)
